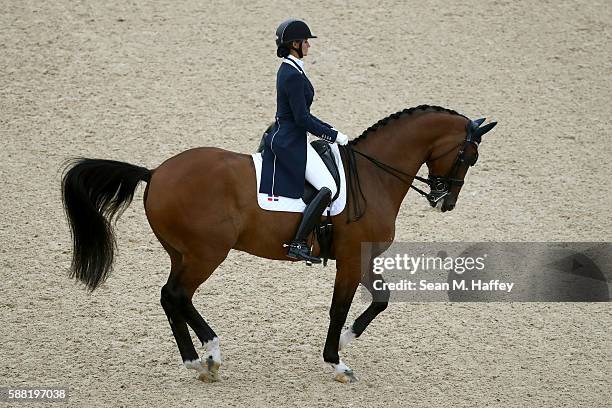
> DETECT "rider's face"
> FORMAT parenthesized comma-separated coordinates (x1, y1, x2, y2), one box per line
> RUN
(293, 39, 310, 57)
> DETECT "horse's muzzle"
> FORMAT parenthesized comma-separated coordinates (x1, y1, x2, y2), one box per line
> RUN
(440, 196, 456, 212)
(441, 202, 455, 212)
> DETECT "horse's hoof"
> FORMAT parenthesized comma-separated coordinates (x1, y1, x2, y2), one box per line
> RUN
(197, 370, 219, 383)
(194, 357, 221, 383)
(334, 369, 358, 384)
(198, 356, 220, 382)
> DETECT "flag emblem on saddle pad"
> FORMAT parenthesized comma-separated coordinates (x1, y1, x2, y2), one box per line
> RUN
(267, 195, 279, 202)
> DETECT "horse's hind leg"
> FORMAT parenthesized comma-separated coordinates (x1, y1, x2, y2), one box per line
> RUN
(160, 271, 200, 367)
(158, 242, 200, 368)
(159, 241, 227, 382)
(176, 256, 226, 383)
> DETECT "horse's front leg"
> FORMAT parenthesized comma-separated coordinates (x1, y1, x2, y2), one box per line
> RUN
(340, 257, 390, 351)
(322, 261, 360, 383)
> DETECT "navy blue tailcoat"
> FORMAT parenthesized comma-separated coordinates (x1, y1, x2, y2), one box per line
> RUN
(259, 58, 338, 199)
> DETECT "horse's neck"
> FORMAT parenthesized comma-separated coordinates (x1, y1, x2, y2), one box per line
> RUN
(355, 115, 440, 211)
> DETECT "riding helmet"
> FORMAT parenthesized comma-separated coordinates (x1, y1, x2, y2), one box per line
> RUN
(275, 19, 317, 57)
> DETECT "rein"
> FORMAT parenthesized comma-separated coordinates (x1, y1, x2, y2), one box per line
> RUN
(340, 141, 465, 223)
(351, 147, 432, 195)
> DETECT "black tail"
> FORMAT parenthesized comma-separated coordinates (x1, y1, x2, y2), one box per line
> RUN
(61, 158, 151, 291)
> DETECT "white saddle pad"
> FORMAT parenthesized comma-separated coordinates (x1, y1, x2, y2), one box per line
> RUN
(251, 143, 347, 215)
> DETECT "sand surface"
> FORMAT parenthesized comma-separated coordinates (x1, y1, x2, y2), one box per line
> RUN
(1, 1, 611, 407)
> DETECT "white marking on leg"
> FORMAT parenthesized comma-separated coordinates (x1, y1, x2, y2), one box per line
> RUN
(184, 359, 205, 373)
(331, 360, 350, 374)
(204, 337, 222, 366)
(330, 359, 358, 383)
(339, 326, 356, 351)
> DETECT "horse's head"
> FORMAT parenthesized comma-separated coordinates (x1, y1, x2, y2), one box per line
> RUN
(425, 118, 497, 212)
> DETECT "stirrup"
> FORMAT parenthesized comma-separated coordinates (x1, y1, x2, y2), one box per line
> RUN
(285, 242, 322, 264)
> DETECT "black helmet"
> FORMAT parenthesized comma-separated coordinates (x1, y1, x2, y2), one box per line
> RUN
(275, 19, 317, 48)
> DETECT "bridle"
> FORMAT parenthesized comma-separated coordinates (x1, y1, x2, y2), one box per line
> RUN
(347, 119, 483, 208)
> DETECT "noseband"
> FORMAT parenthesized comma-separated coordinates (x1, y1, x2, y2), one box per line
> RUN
(426, 122, 480, 206)
(348, 119, 482, 207)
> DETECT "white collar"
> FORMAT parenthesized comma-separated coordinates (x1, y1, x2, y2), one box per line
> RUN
(284, 54, 305, 72)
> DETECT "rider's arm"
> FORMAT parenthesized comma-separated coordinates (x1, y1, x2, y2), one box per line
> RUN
(312, 116, 333, 129)
(285, 74, 338, 143)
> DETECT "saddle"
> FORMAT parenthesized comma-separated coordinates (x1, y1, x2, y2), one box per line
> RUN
(256, 131, 341, 204)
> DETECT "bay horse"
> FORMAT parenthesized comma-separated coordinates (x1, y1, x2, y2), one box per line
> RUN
(61, 105, 496, 383)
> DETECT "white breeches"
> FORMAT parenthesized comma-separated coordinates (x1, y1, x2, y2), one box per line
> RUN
(305, 142, 337, 197)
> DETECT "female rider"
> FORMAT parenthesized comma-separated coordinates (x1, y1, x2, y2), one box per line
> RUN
(259, 19, 349, 264)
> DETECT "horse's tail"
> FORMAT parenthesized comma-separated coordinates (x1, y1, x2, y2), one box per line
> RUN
(61, 158, 151, 291)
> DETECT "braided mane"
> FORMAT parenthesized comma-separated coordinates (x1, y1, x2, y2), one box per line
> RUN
(349, 104, 467, 146)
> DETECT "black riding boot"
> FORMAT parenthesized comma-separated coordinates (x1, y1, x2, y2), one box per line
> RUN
(286, 187, 332, 264)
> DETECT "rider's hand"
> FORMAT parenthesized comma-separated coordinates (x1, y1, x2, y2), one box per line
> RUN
(335, 131, 349, 146)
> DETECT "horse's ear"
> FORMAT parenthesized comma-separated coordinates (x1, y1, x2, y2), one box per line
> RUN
(475, 122, 497, 138)
(473, 118, 486, 127)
